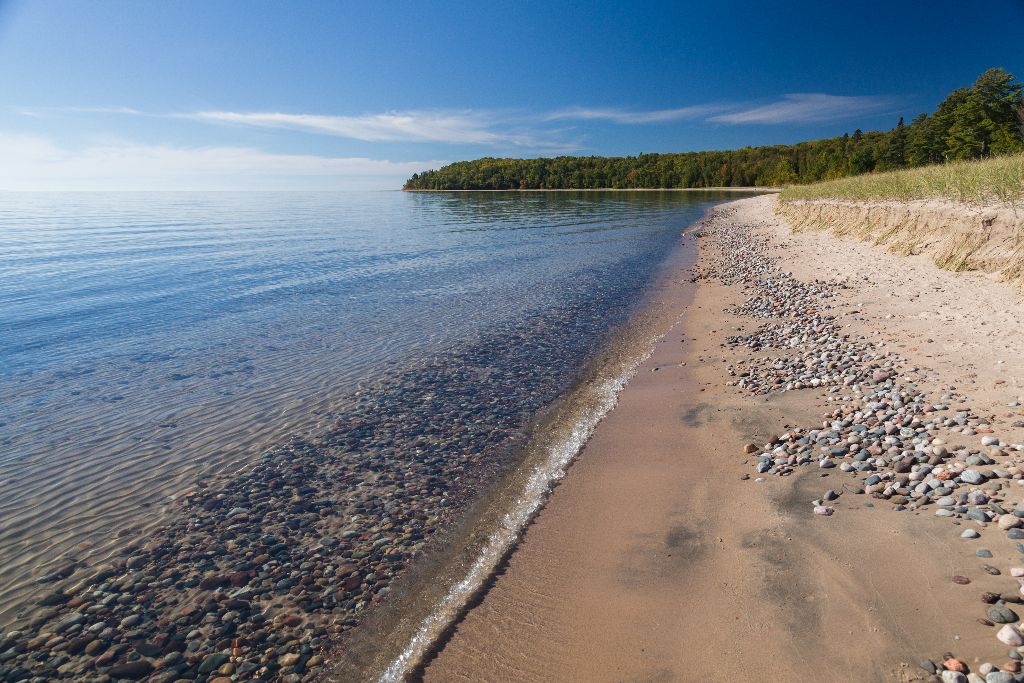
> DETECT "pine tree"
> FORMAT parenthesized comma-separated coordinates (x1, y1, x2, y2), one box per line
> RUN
(946, 68, 1023, 159)
(906, 113, 935, 166)
(878, 117, 908, 170)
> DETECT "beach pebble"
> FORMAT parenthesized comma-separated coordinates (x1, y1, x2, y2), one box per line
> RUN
(107, 660, 154, 679)
(985, 672, 1014, 683)
(198, 653, 231, 674)
(989, 605, 1019, 624)
(1000, 515, 1023, 530)
(962, 470, 987, 485)
(119, 614, 141, 629)
(997, 624, 1024, 646)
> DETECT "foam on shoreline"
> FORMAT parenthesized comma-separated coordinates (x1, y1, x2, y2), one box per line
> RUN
(379, 368, 641, 681)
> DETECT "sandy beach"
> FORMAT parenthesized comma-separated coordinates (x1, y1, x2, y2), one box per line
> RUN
(3, 4, 1022, 683)
(420, 194, 1024, 682)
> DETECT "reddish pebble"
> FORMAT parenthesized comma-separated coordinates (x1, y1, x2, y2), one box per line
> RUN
(228, 570, 251, 587)
(943, 658, 967, 673)
(952, 575, 971, 585)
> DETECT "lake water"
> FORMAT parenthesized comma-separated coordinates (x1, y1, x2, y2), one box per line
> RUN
(0, 189, 732, 635)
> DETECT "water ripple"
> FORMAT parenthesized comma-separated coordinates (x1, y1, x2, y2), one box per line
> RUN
(0, 189, 732, 625)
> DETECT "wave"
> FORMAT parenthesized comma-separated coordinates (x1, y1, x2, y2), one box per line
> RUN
(379, 316, 663, 681)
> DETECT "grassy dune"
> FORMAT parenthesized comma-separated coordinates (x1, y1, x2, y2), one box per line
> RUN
(775, 154, 1024, 286)
(780, 153, 1024, 206)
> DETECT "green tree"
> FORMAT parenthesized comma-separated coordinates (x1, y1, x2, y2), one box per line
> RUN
(402, 68, 1024, 191)
(877, 117, 908, 170)
(946, 68, 1023, 159)
(906, 113, 939, 166)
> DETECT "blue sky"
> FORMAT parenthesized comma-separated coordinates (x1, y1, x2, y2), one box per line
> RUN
(0, 0, 1022, 190)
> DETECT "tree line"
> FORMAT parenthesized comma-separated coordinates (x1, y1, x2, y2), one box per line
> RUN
(404, 68, 1024, 191)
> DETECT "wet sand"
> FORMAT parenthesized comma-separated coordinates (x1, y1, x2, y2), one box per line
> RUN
(422, 195, 1024, 681)
(331, 219, 713, 681)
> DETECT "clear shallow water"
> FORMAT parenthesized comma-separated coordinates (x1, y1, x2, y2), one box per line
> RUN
(0, 190, 732, 625)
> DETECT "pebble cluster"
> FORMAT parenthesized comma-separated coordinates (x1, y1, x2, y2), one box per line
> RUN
(695, 212, 892, 396)
(0, 297, 638, 682)
(698, 205, 1024, 682)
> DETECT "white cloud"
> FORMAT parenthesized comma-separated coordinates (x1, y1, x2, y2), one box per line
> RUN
(709, 94, 893, 124)
(16, 106, 580, 150)
(190, 110, 550, 146)
(4, 93, 898, 184)
(0, 134, 444, 190)
(544, 104, 726, 124)
(13, 105, 144, 118)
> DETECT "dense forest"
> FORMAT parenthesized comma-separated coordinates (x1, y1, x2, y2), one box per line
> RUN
(404, 68, 1024, 190)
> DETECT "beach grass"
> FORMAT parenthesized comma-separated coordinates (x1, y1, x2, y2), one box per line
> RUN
(780, 153, 1024, 206)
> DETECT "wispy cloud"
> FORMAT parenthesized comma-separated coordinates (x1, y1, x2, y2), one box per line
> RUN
(709, 94, 894, 124)
(0, 133, 445, 190)
(14, 105, 144, 117)
(544, 104, 729, 124)
(544, 104, 727, 124)
(9, 93, 898, 174)
(190, 110, 556, 147)
(190, 96, 885, 147)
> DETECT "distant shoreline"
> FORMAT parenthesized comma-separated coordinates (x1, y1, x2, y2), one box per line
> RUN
(402, 186, 779, 193)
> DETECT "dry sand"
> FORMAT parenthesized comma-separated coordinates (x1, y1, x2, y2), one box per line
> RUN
(419, 194, 1024, 682)
(778, 198, 1024, 285)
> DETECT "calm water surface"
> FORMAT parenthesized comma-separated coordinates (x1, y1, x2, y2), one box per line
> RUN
(0, 190, 732, 623)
